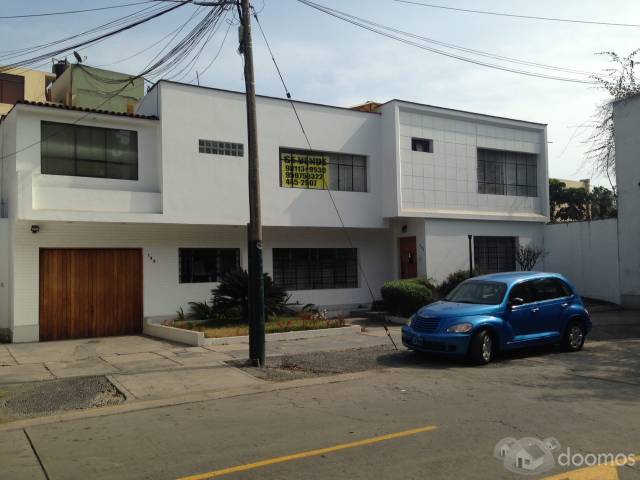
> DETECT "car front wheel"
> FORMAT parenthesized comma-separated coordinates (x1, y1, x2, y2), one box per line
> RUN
(469, 329, 493, 365)
(564, 320, 586, 352)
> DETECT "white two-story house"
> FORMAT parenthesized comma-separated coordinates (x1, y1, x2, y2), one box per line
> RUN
(0, 81, 549, 342)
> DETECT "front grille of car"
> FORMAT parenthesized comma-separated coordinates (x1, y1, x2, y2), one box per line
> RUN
(412, 316, 439, 333)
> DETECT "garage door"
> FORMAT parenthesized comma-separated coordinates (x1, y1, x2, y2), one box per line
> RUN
(39, 249, 143, 341)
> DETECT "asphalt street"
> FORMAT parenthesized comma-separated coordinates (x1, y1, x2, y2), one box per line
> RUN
(1, 309, 639, 480)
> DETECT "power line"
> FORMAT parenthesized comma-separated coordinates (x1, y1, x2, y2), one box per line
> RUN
(297, 0, 596, 84)
(0, 3, 168, 61)
(252, 8, 398, 350)
(0, 2, 232, 161)
(318, 3, 593, 76)
(0, 1, 157, 19)
(95, 6, 208, 68)
(0, 2, 188, 73)
(185, 19, 232, 84)
(395, 0, 640, 28)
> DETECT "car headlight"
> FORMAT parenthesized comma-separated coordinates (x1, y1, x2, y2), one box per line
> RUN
(446, 322, 473, 333)
(406, 315, 414, 327)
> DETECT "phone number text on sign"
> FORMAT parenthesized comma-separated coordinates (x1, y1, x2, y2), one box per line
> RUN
(280, 153, 329, 189)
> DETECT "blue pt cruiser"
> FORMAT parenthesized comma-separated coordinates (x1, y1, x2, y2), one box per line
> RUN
(402, 272, 592, 364)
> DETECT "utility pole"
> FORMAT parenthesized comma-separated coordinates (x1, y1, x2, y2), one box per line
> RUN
(239, 0, 265, 367)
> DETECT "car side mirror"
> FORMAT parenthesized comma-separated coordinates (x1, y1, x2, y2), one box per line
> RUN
(509, 297, 524, 309)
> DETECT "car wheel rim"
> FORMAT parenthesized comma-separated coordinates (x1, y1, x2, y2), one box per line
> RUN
(569, 326, 584, 349)
(482, 336, 492, 361)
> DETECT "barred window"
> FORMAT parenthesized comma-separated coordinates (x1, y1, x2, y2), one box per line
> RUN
(272, 248, 358, 290)
(474, 237, 516, 274)
(179, 248, 240, 283)
(279, 148, 367, 192)
(199, 139, 244, 157)
(477, 148, 537, 197)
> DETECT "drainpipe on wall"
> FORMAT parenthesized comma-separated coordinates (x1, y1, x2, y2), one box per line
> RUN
(468, 235, 474, 277)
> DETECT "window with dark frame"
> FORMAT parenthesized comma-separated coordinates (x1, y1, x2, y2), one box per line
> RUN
(179, 248, 240, 284)
(531, 278, 572, 301)
(0, 73, 25, 105)
(41, 121, 138, 180)
(474, 236, 516, 274)
(199, 139, 244, 157)
(279, 148, 367, 192)
(272, 248, 358, 290)
(477, 148, 538, 197)
(411, 138, 433, 153)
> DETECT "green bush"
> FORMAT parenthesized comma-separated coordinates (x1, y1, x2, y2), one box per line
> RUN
(211, 270, 290, 321)
(381, 280, 432, 317)
(187, 301, 215, 320)
(437, 270, 472, 297)
(406, 276, 438, 291)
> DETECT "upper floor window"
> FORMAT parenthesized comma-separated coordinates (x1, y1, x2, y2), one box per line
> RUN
(41, 121, 138, 180)
(272, 248, 358, 290)
(199, 139, 244, 157)
(179, 248, 240, 283)
(412, 138, 433, 153)
(279, 148, 367, 192)
(477, 148, 537, 197)
(0, 73, 24, 105)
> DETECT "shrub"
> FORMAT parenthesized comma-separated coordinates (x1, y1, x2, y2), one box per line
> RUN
(187, 301, 215, 320)
(381, 280, 432, 317)
(211, 270, 290, 321)
(406, 276, 438, 291)
(437, 270, 471, 297)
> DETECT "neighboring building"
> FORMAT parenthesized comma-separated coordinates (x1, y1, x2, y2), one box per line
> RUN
(613, 95, 640, 309)
(551, 177, 591, 220)
(50, 62, 144, 114)
(0, 81, 549, 342)
(556, 178, 590, 191)
(0, 67, 56, 116)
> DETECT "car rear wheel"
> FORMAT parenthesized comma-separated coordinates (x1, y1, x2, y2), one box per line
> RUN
(563, 320, 586, 352)
(469, 329, 493, 365)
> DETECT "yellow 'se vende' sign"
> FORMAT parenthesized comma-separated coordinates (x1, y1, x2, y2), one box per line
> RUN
(280, 152, 329, 189)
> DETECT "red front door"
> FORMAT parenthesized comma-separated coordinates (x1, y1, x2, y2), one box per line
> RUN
(399, 236, 417, 279)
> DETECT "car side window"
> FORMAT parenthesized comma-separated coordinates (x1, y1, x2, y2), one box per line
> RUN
(532, 278, 570, 301)
(509, 281, 535, 304)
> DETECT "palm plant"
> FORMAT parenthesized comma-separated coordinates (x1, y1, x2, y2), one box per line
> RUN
(211, 270, 289, 321)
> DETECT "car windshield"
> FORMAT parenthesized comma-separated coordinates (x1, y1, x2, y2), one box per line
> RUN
(444, 280, 507, 305)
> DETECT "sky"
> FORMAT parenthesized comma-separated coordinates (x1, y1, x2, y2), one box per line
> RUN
(3, 0, 640, 187)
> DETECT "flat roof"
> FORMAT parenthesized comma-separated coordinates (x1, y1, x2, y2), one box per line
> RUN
(152, 80, 546, 126)
(386, 98, 547, 126)
(154, 80, 380, 115)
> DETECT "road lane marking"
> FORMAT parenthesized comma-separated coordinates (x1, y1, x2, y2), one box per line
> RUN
(542, 454, 637, 480)
(177, 424, 438, 480)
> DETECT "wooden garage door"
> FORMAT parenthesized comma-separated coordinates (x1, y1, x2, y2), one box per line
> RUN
(39, 249, 142, 341)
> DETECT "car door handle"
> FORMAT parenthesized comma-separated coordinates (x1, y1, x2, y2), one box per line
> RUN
(531, 308, 540, 313)
(561, 303, 569, 308)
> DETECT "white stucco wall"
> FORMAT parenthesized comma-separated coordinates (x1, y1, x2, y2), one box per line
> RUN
(423, 218, 544, 282)
(10, 221, 392, 342)
(0, 219, 9, 334)
(8, 106, 161, 222)
(396, 103, 548, 222)
(613, 97, 640, 308)
(543, 219, 620, 304)
(158, 82, 385, 229)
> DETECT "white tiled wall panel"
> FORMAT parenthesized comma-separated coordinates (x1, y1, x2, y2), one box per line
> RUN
(398, 109, 545, 216)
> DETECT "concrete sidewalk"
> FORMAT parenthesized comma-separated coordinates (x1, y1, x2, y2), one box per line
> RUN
(0, 326, 402, 401)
